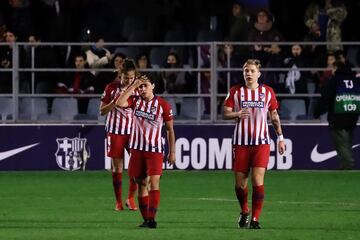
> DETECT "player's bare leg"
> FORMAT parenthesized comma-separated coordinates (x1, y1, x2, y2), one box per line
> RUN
(250, 167, 266, 229)
(235, 172, 250, 228)
(112, 157, 124, 211)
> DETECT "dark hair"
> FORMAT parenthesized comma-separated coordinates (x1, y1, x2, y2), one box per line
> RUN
(122, 58, 137, 73)
(335, 61, 353, 75)
(74, 52, 87, 61)
(28, 33, 42, 41)
(255, 9, 273, 23)
(136, 52, 152, 68)
(111, 52, 127, 67)
(167, 52, 180, 63)
(91, 33, 104, 42)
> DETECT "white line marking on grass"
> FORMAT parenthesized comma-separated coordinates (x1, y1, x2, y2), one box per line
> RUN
(198, 197, 236, 202)
(180, 197, 360, 207)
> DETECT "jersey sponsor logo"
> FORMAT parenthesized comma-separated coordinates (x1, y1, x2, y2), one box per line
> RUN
(135, 109, 156, 121)
(0, 143, 39, 161)
(55, 137, 90, 171)
(241, 101, 264, 108)
(310, 144, 360, 163)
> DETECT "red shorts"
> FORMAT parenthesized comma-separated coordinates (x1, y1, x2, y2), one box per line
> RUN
(233, 144, 270, 173)
(106, 133, 130, 158)
(128, 149, 164, 178)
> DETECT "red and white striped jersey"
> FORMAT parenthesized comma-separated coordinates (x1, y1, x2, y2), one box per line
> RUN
(224, 84, 278, 145)
(101, 81, 137, 135)
(127, 96, 173, 153)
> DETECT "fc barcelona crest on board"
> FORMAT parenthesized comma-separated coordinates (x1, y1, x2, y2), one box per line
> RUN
(55, 137, 90, 171)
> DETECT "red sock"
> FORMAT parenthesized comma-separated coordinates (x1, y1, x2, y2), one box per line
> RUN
(111, 172, 122, 204)
(148, 190, 160, 220)
(128, 179, 138, 199)
(138, 196, 149, 220)
(252, 185, 265, 221)
(235, 186, 249, 214)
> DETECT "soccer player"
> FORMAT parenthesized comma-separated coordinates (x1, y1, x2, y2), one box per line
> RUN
(100, 59, 139, 211)
(115, 75, 176, 229)
(223, 59, 286, 229)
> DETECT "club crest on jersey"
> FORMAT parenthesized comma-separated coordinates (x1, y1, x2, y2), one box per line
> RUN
(135, 110, 156, 120)
(136, 100, 141, 107)
(259, 93, 265, 99)
(242, 101, 264, 108)
(151, 106, 157, 114)
(55, 137, 90, 171)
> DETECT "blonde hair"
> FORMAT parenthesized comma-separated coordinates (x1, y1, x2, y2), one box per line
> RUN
(243, 59, 261, 69)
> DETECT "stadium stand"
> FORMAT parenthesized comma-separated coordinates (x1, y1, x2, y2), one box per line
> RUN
(179, 98, 205, 120)
(280, 99, 307, 121)
(0, 97, 13, 121)
(51, 98, 79, 121)
(19, 98, 48, 120)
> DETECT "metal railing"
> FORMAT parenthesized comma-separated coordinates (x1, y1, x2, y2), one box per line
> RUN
(0, 41, 359, 124)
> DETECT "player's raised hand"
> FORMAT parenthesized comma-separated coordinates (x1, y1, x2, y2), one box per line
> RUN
(132, 75, 147, 88)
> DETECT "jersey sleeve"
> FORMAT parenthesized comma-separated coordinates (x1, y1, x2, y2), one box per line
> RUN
(101, 85, 112, 104)
(223, 87, 236, 109)
(161, 99, 174, 121)
(268, 87, 279, 111)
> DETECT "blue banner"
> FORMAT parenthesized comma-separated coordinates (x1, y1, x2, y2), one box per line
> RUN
(0, 124, 359, 170)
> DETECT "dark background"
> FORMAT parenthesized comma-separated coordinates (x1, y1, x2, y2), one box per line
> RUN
(1, 0, 359, 42)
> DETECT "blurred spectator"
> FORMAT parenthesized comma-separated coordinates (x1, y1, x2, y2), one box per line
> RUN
(161, 52, 195, 94)
(283, 44, 308, 94)
(227, 0, 249, 42)
(0, 30, 25, 93)
(95, 52, 126, 93)
(56, 52, 95, 113)
(85, 36, 113, 74)
(4, 0, 33, 41)
(217, 43, 243, 93)
(335, 50, 354, 69)
(318, 52, 337, 90)
(226, 1, 250, 60)
(56, 52, 95, 94)
(24, 33, 59, 93)
(0, 16, 6, 42)
(304, 0, 347, 52)
(248, 9, 284, 92)
(135, 52, 164, 94)
(161, 52, 195, 114)
(248, 9, 284, 65)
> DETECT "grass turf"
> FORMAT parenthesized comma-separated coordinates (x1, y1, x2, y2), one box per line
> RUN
(0, 170, 359, 240)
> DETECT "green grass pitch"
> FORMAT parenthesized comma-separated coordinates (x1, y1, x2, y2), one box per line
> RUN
(0, 170, 359, 240)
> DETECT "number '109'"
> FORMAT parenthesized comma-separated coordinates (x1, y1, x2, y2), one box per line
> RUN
(343, 104, 357, 111)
